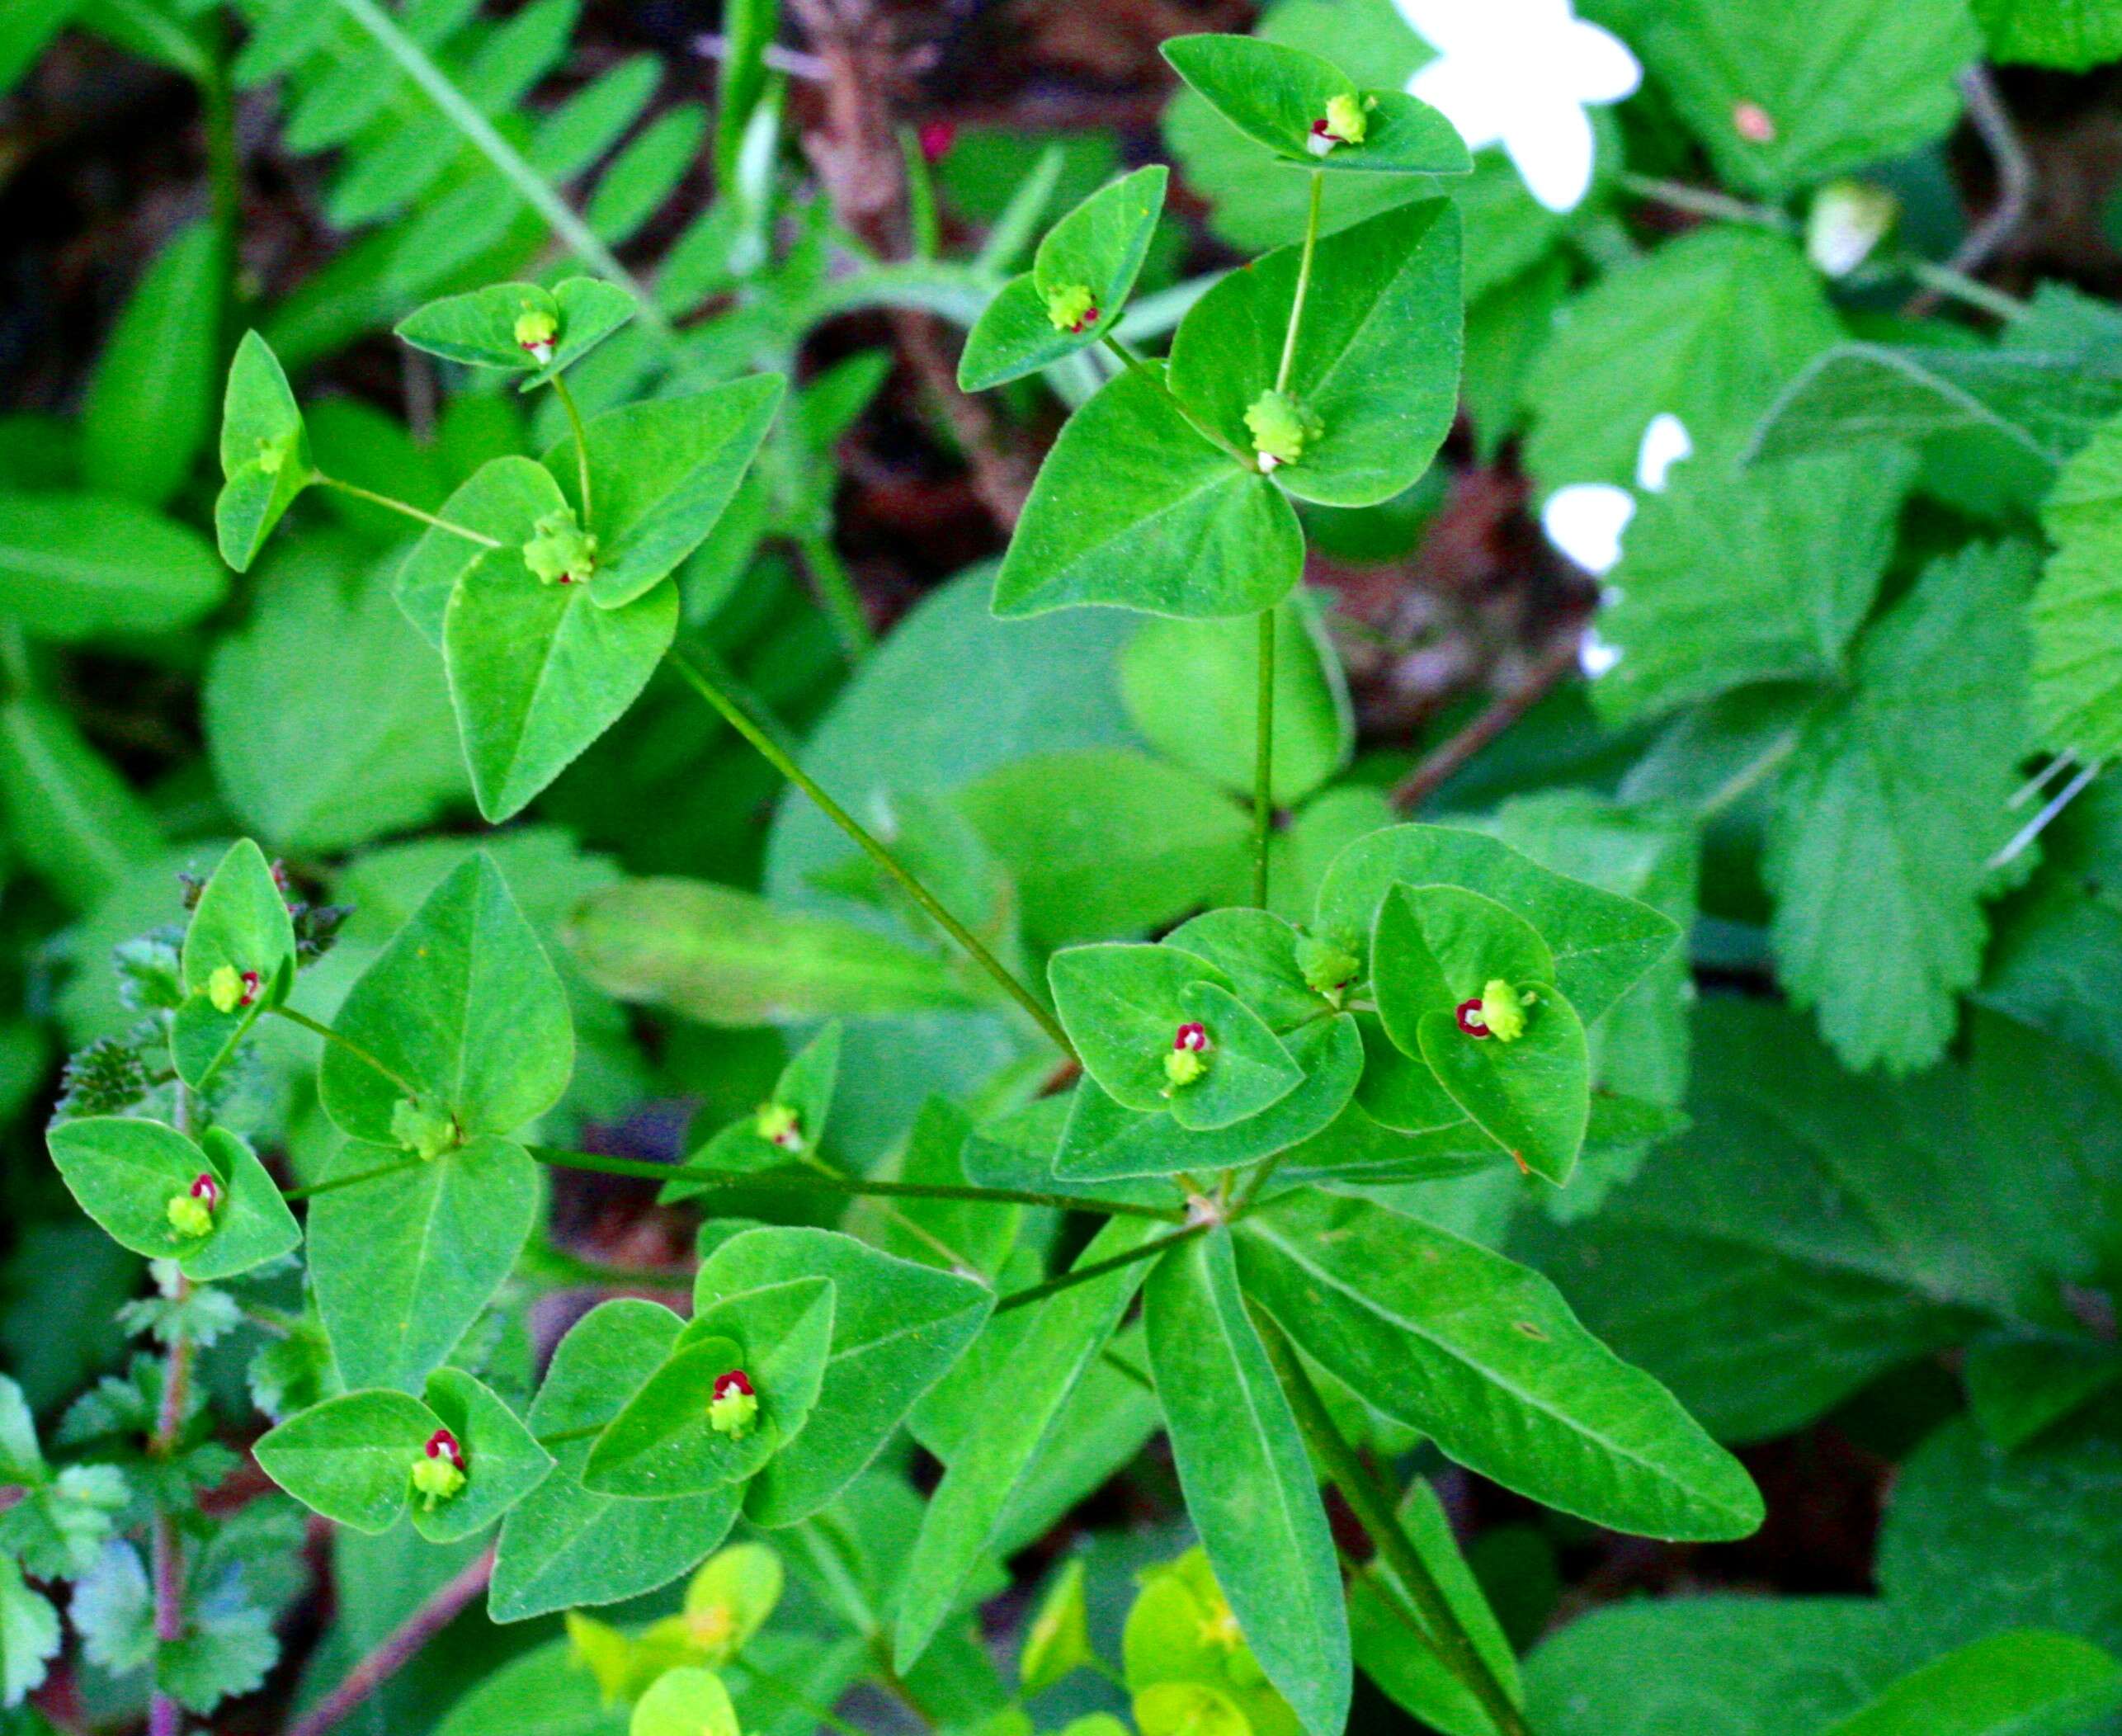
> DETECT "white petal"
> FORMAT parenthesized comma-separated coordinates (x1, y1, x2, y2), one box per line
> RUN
(1635, 413, 1694, 493)
(1558, 19, 1642, 105)
(1408, 54, 1510, 153)
(1502, 95, 1597, 213)
(1579, 630, 1624, 678)
(1542, 484, 1634, 575)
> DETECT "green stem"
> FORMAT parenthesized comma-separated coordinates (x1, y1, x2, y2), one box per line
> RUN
(1100, 333, 1255, 468)
(318, 476, 502, 548)
(666, 642, 1078, 1061)
(1906, 258, 2032, 323)
(328, 0, 674, 342)
(549, 375, 594, 531)
(526, 1144, 1181, 1221)
(797, 531, 876, 663)
(993, 1221, 1209, 1315)
(281, 1155, 427, 1203)
(1275, 171, 1326, 394)
(1617, 172, 1791, 233)
(1257, 1315, 1533, 1736)
(268, 1004, 425, 1098)
(1252, 606, 1276, 908)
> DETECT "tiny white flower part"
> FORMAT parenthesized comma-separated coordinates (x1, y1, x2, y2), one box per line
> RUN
(1579, 630, 1624, 678)
(1634, 413, 1693, 493)
(1806, 181, 1898, 279)
(1394, 0, 1640, 214)
(1541, 483, 1634, 576)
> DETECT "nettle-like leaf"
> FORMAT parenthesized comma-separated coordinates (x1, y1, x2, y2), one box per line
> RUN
(1167, 197, 1463, 508)
(992, 366, 1304, 620)
(1144, 1229, 1350, 1736)
(2031, 408, 2122, 760)
(1630, 0, 1981, 199)
(583, 1277, 837, 1498)
(1765, 541, 2034, 1073)
(47, 1118, 299, 1282)
(319, 852, 573, 1148)
(171, 838, 296, 1090)
(960, 167, 1171, 392)
(395, 277, 638, 390)
(1160, 34, 1471, 177)
(493, 1300, 743, 1622)
(214, 331, 317, 573)
(1238, 1193, 1763, 1540)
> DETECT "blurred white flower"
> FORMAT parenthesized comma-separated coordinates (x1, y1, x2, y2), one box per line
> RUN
(1540, 413, 1694, 578)
(1579, 630, 1624, 678)
(1394, 0, 1641, 213)
(1806, 180, 1900, 279)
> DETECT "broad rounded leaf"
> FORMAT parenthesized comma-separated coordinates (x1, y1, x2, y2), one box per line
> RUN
(1049, 941, 1231, 1113)
(253, 1389, 433, 1535)
(1372, 881, 1555, 1059)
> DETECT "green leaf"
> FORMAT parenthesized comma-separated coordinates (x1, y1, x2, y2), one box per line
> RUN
(895, 1217, 1161, 1668)
(1418, 989, 1588, 1185)
(1240, 1192, 1762, 1540)
(80, 222, 222, 507)
(1144, 1229, 1349, 1736)
(1823, 1630, 2122, 1736)
(1315, 823, 1681, 1021)
(698, 1227, 993, 1526)
(1965, 1333, 2122, 1451)
(443, 520, 680, 822)
(170, 839, 296, 1092)
(395, 276, 637, 388)
(0, 491, 225, 641)
(492, 1300, 742, 1622)
(1372, 882, 1555, 1057)
(1766, 542, 2034, 1072)
(1173, 980, 1307, 1131)
(1049, 941, 1234, 1114)
(667, 1023, 842, 1196)
(1159, 34, 1470, 176)
(567, 878, 984, 1025)
(0, 696, 158, 908)
(397, 455, 570, 649)
(587, 102, 706, 245)
(1054, 1012, 1363, 1182)
(1123, 1547, 1299, 1736)
(253, 1389, 434, 1535)
(206, 535, 467, 852)
(993, 367, 1304, 620)
(545, 375, 784, 610)
(320, 854, 573, 1147)
(404, 1369, 553, 1543)
(960, 167, 1172, 391)
(1593, 449, 1918, 724)
(583, 1277, 836, 1498)
(434, 1636, 629, 1736)
(1526, 228, 1841, 490)
(2032, 410, 2122, 759)
(1973, 0, 2122, 66)
(1630, 0, 1981, 198)
(633, 1668, 742, 1736)
(305, 1136, 540, 1393)
(0, 1553, 59, 1709)
(1167, 198, 1462, 508)
(1165, 905, 1337, 1032)
(1516, 1000, 2017, 1443)
(1120, 592, 1354, 808)
(215, 330, 317, 573)
(957, 748, 1252, 948)
(47, 1117, 298, 1281)
(1523, 1597, 1913, 1736)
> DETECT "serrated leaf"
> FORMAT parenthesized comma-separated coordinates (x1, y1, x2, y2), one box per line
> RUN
(993, 367, 1304, 620)
(0, 491, 225, 641)
(1145, 1229, 1350, 1736)
(1167, 198, 1462, 508)
(960, 167, 1171, 391)
(2032, 410, 2122, 759)
(1241, 1192, 1761, 1539)
(0, 1554, 59, 1708)
(1766, 541, 2033, 1072)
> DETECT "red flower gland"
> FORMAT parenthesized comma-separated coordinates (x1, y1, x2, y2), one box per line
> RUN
(189, 1172, 222, 1210)
(425, 1427, 465, 1472)
(710, 1369, 759, 1441)
(918, 120, 956, 163)
(240, 969, 261, 1006)
(1455, 998, 1491, 1039)
(713, 1370, 753, 1401)
(1069, 305, 1101, 335)
(1174, 1022, 1210, 1053)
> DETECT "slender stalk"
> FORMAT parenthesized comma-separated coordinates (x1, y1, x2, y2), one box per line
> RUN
(283, 1549, 496, 1736)
(1389, 636, 1582, 813)
(549, 375, 595, 530)
(317, 476, 501, 548)
(1257, 1316, 1533, 1736)
(1617, 171, 1791, 233)
(149, 1087, 201, 1736)
(1906, 258, 2031, 323)
(1252, 606, 1276, 908)
(993, 1221, 1208, 1315)
(281, 1155, 427, 1203)
(526, 1144, 1181, 1222)
(269, 1004, 423, 1099)
(667, 642, 1078, 1060)
(797, 532, 876, 663)
(1275, 171, 1326, 394)
(1099, 333, 1256, 468)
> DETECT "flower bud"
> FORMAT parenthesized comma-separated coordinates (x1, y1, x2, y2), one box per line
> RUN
(167, 1172, 220, 1240)
(391, 1098, 459, 1162)
(205, 964, 261, 1015)
(515, 306, 559, 366)
(412, 1427, 468, 1508)
(1806, 180, 1898, 279)
(1307, 92, 1373, 155)
(522, 507, 598, 587)
(1479, 978, 1529, 1044)
(710, 1370, 759, 1441)
(1294, 933, 1360, 997)
(754, 1102, 804, 1154)
(1243, 390, 1318, 471)
(1043, 284, 1100, 335)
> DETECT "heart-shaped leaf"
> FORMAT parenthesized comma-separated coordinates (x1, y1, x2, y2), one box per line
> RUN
(46, 1118, 298, 1281)
(214, 332, 315, 573)
(395, 277, 638, 389)
(1167, 980, 1304, 1132)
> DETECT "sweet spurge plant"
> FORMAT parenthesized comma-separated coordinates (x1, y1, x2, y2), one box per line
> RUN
(7, 0, 2122, 1734)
